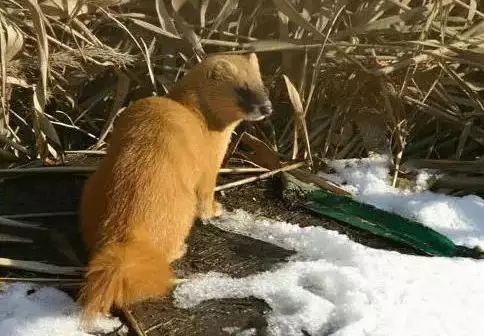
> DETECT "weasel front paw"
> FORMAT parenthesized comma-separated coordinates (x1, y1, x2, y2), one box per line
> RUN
(199, 200, 224, 220)
(212, 201, 223, 217)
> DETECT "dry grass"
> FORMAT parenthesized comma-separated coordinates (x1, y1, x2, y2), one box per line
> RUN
(0, 0, 483, 192)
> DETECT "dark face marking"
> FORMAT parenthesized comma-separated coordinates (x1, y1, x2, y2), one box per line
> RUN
(234, 82, 273, 121)
(234, 83, 258, 112)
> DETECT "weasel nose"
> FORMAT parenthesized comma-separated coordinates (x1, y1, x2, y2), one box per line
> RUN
(259, 100, 273, 116)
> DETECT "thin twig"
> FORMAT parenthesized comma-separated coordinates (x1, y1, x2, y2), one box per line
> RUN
(64, 150, 106, 155)
(144, 321, 166, 334)
(121, 308, 147, 336)
(0, 258, 83, 275)
(215, 162, 305, 191)
(0, 277, 83, 289)
(4, 211, 77, 219)
(0, 166, 266, 176)
(392, 145, 405, 188)
(173, 278, 187, 284)
(0, 217, 46, 230)
(0, 277, 82, 283)
(227, 158, 267, 169)
(0, 167, 95, 175)
(219, 167, 268, 174)
(289, 168, 351, 196)
(0, 234, 32, 244)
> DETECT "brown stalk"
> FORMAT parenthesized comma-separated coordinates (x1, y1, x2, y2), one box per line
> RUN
(215, 161, 305, 191)
(0, 257, 83, 275)
(120, 308, 147, 336)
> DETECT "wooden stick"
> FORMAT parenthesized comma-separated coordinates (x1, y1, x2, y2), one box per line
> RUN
(0, 277, 83, 289)
(0, 166, 267, 176)
(227, 157, 267, 169)
(121, 308, 147, 336)
(0, 277, 82, 283)
(215, 162, 305, 191)
(219, 167, 268, 174)
(0, 166, 96, 175)
(0, 217, 47, 230)
(289, 168, 351, 196)
(172, 278, 187, 284)
(144, 321, 165, 334)
(64, 150, 106, 155)
(0, 233, 33, 243)
(4, 211, 77, 219)
(0, 258, 83, 275)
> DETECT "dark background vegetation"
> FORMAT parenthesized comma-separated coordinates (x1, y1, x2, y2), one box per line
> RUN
(0, 0, 483, 192)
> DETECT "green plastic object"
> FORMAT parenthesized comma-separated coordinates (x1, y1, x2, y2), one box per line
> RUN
(306, 189, 483, 259)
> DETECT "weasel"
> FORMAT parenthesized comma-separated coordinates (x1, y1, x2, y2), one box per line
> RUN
(78, 52, 272, 323)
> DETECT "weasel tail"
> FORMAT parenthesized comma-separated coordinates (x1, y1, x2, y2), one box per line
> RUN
(78, 241, 173, 321)
(78, 52, 272, 324)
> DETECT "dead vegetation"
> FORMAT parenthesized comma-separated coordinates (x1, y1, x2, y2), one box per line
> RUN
(0, 0, 483, 194)
(0, 0, 484, 251)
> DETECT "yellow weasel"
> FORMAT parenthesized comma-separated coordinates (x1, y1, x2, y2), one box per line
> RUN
(78, 52, 272, 322)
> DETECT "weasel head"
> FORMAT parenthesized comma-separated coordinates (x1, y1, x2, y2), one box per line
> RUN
(200, 52, 273, 125)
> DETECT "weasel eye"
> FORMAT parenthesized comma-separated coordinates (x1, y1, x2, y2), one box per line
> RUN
(234, 83, 258, 112)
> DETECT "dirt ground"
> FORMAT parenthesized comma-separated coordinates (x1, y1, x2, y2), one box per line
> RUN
(0, 160, 422, 336)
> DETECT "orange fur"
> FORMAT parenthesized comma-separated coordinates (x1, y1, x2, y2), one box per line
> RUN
(78, 52, 272, 323)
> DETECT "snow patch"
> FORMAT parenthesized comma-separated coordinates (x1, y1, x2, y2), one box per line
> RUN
(321, 155, 484, 249)
(222, 326, 257, 335)
(174, 209, 484, 336)
(0, 282, 125, 336)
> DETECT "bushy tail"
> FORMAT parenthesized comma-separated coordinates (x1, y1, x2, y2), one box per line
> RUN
(78, 241, 174, 324)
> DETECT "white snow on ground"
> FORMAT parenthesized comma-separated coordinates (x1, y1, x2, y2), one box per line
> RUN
(174, 209, 484, 336)
(222, 326, 257, 335)
(319, 155, 484, 249)
(0, 282, 125, 336)
(3, 156, 484, 335)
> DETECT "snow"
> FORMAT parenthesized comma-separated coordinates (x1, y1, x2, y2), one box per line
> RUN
(0, 282, 125, 336)
(174, 209, 484, 336)
(222, 326, 257, 335)
(319, 155, 484, 250)
(3, 155, 484, 335)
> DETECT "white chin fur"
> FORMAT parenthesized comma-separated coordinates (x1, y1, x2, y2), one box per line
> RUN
(245, 106, 270, 121)
(245, 114, 266, 121)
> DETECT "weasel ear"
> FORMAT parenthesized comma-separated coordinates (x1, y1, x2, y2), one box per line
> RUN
(244, 52, 260, 72)
(245, 52, 258, 63)
(208, 59, 238, 80)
